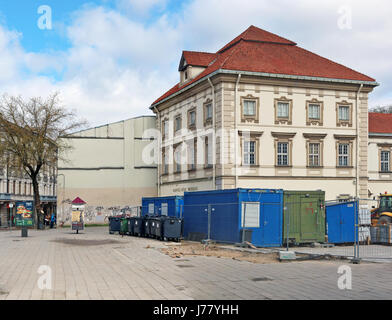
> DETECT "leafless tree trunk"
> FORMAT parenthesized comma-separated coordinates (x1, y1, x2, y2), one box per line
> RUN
(0, 93, 86, 229)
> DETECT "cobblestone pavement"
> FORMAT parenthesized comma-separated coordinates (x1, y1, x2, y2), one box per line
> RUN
(0, 227, 391, 300)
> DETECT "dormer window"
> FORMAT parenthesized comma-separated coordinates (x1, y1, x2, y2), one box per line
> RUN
(184, 71, 188, 80)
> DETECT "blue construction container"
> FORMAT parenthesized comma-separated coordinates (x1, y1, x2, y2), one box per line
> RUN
(183, 189, 283, 247)
(326, 201, 358, 244)
(141, 196, 184, 218)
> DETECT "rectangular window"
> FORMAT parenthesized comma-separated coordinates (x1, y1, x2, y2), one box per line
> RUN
(205, 137, 212, 167)
(148, 203, 154, 214)
(161, 203, 168, 216)
(174, 116, 182, 132)
(277, 142, 289, 166)
(174, 147, 181, 173)
(241, 202, 260, 228)
(381, 151, 390, 172)
(188, 139, 197, 171)
(243, 141, 256, 165)
(205, 103, 212, 120)
(308, 104, 320, 120)
(308, 143, 320, 167)
(277, 102, 289, 118)
(189, 110, 196, 127)
(162, 149, 168, 174)
(338, 143, 349, 167)
(243, 100, 256, 116)
(338, 106, 350, 121)
(162, 120, 168, 139)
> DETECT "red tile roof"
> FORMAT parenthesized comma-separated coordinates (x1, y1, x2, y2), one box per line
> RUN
(217, 25, 296, 53)
(369, 113, 392, 134)
(152, 25, 377, 107)
(181, 51, 217, 68)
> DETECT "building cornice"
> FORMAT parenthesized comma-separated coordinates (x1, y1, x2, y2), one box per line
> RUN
(150, 69, 379, 110)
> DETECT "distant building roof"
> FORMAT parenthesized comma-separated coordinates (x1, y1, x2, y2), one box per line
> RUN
(369, 112, 392, 134)
(152, 25, 377, 107)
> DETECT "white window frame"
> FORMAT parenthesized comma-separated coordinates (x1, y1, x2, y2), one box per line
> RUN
(308, 143, 320, 167)
(338, 105, 350, 121)
(243, 140, 256, 165)
(308, 104, 321, 120)
(338, 143, 350, 167)
(381, 150, 390, 172)
(277, 142, 289, 166)
(277, 102, 289, 118)
(243, 100, 256, 117)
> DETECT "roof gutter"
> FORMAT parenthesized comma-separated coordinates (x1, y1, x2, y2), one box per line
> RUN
(153, 106, 161, 197)
(207, 77, 216, 190)
(150, 69, 379, 109)
(235, 74, 242, 189)
(369, 132, 392, 137)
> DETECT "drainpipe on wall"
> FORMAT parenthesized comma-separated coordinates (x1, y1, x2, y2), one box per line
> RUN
(234, 74, 242, 189)
(153, 106, 161, 197)
(355, 84, 363, 199)
(208, 77, 216, 190)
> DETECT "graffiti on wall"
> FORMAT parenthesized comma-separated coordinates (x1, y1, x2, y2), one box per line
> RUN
(58, 204, 141, 225)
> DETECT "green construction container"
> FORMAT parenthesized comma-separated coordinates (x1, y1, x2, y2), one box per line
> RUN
(283, 190, 326, 245)
(120, 217, 129, 235)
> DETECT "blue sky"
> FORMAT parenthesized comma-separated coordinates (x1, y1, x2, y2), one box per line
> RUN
(0, 0, 391, 126)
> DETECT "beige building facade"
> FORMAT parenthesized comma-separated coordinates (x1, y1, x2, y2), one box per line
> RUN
(57, 115, 157, 224)
(151, 26, 379, 201)
(368, 113, 392, 197)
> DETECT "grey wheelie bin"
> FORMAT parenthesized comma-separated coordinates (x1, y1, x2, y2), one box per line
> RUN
(150, 216, 166, 240)
(133, 217, 145, 237)
(162, 217, 183, 242)
(109, 216, 121, 234)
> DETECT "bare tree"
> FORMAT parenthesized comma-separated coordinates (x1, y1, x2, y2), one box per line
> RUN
(369, 105, 392, 114)
(0, 93, 86, 228)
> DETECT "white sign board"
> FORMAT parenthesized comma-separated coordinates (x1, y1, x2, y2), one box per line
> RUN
(241, 202, 260, 228)
(148, 203, 154, 214)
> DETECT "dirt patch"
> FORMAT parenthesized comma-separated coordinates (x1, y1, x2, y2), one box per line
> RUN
(51, 239, 121, 246)
(161, 242, 279, 264)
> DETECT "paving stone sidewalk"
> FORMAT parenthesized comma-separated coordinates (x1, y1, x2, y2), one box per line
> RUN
(0, 227, 391, 300)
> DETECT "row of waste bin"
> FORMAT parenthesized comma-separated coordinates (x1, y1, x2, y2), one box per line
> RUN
(108, 215, 184, 242)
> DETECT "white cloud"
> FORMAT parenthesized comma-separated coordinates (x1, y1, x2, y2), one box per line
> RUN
(0, 0, 391, 128)
(115, 0, 168, 17)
